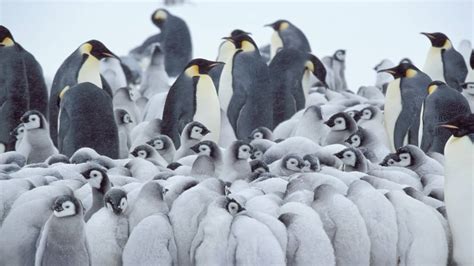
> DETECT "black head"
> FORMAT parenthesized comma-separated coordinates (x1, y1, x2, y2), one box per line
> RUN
(325, 112, 355, 131)
(345, 127, 366, 147)
(347, 110, 361, 122)
(52, 195, 82, 218)
(151, 9, 170, 27)
(333, 147, 363, 169)
(10, 123, 25, 138)
(302, 154, 321, 172)
(421, 32, 450, 48)
(130, 144, 154, 159)
(231, 140, 253, 160)
(146, 135, 172, 151)
(225, 33, 258, 51)
(306, 54, 328, 87)
(190, 140, 219, 158)
(0, 25, 14, 47)
(20, 110, 45, 130)
(184, 58, 223, 76)
(359, 106, 377, 121)
(81, 165, 109, 193)
(81, 39, 118, 60)
(395, 145, 417, 166)
(470, 50, 474, 69)
(250, 159, 269, 174)
(399, 58, 412, 64)
(378, 62, 418, 79)
(226, 197, 245, 215)
(426, 80, 446, 94)
(249, 127, 273, 140)
(114, 109, 133, 125)
(439, 114, 474, 138)
(230, 29, 251, 37)
(167, 162, 182, 170)
(184, 121, 211, 140)
(333, 49, 346, 62)
(104, 188, 128, 215)
(282, 154, 305, 172)
(265, 19, 290, 31)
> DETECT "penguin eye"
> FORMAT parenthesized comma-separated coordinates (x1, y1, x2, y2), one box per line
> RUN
(193, 127, 202, 133)
(19, 128, 24, 133)
(254, 132, 263, 139)
(345, 153, 352, 158)
(90, 170, 102, 179)
(388, 159, 394, 165)
(138, 150, 147, 157)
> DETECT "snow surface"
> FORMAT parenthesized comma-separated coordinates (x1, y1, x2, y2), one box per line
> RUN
(1, 0, 472, 90)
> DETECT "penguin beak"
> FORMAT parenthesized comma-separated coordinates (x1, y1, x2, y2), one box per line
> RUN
(190, 144, 200, 153)
(264, 23, 277, 30)
(53, 205, 63, 212)
(334, 152, 344, 159)
(377, 67, 396, 74)
(420, 32, 434, 39)
(222, 36, 234, 42)
(439, 124, 459, 129)
(324, 120, 334, 127)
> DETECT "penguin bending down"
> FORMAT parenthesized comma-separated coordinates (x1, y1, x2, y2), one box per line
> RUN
(441, 114, 474, 265)
(17, 110, 58, 164)
(380, 62, 431, 150)
(58, 82, 119, 158)
(269, 48, 327, 127)
(35, 195, 91, 266)
(161, 59, 221, 147)
(49, 40, 116, 146)
(421, 32, 468, 91)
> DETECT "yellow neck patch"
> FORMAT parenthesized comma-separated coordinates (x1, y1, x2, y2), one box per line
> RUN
(279, 22, 289, 31)
(185, 65, 200, 77)
(59, 85, 71, 101)
(241, 40, 256, 52)
(305, 60, 314, 72)
(405, 69, 417, 78)
(154, 10, 167, 21)
(79, 43, 92, 54)
(428, 84, 438, 94)
(443, 39, 453, 49)
(1, 37, 14, 47)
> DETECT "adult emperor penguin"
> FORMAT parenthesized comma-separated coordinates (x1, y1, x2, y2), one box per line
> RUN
(0, 26, 29, 152)
(49, 40, 116, 146)
(269, 48, 327, 127)
(86, 188, 129, 266)
(380, 61, 431, 151)
(150, 9, 192, 77)
(58, 81, 119, 158)
(161, 59, 221, 147)
(35, 195, 91, 266)
(420, 81, 470, 154)
(17, 110, 58, 164)
(440, 114, 474, 265)
(422, 32, 468, 91)
(265, 19, 311, 59)
(219, 33, 273, 139)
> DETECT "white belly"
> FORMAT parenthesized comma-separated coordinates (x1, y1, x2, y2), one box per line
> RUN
(423, 48, 445, 82)
(418, 103, 425, 145)
(384, 78, 402, 151)
(194, 75, 221, 143)
(301, 70, 316, 104)
(270, 31, 283, 60)
(218, 56, 234, 113)
(78, 56, 103, 88)
(444, 135, 474, 265)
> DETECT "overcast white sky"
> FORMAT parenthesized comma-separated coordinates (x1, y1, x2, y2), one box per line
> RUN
(1, 0, 472, 90)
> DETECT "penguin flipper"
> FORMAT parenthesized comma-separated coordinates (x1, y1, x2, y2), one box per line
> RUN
(227, 91, 246, 137)
(58, 106, 71, 153)
(393, 109, 413, 149)
(35, 220, 49, 266)
(442, 49, 468, 91)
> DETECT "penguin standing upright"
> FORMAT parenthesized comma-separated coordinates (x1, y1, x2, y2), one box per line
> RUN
(422, 32, 468, 91)
(49, 40, 116, 146)
(0, 26, 29, 152)
(265, 19, 311, 59)
(461, 50, 474, 111)
(440, 114, 474, 266)
(58, 82, 119, 158)
(380, 62, 432, 150)
(269, 48, 327, 127)
(140, 43, 170, 99)
(322, 49, 348, 92)
(220, 34, 273, 139)
(420, 81, 470, 154)
(149, 9, 192, 77)
(161, 59, 221, 147)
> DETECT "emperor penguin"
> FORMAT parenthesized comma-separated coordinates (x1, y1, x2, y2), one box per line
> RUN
(35, 195, 91, 266)
(174, 121, 211, 160)
(394, 144, 444, 176)
(324, 112, 358, 145)
(422, 32, 468, 91)
(249, 126, 274, 141)
(140, 43, 170, 99)
(146, 134, 176, 163)
(81, 165, 112, 221)
(322, 49, 348, 92)
(217, 29, 250, 63)
(11, 123, 25, 151)
(374, 58, 395, 93)
(113, 87, 141, 127)
(149, 9, 192, 77)
(220, 140, 253, 182)
(17, 110, 58, 164)
(49, 40, 116, 146)
(0, 26, 48, 119)
(114, 108, 134, 159)
(58, 81, 119, 158)
(161, 59, 221, 147)
(130, 144, 168, 166)
(269, 48, 327, 127)
(311, 184, 371, 266)
(0, 26, 29, 152)
(86, 188, 129, 266)
(380, 62, 431, 150)
(461, 50, 474, 111)
(356, 105, 390, 148)
(100, 57, 127, 93)
(265, 19, 311, 59)
(269, 154, 305, 176)
(420, 81, 470, 154)
(219, 34, 274, 139)
(345, 126, 390, 163)
(440, 114, 474, 265)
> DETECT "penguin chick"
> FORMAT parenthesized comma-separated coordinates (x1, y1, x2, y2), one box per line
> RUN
(219, 140, 252, 182)
(312, 184, 371, 266)
(249, 126, 274, 141)
(114, 108, 134, 159)
(130, 143, 168, 166)
(10, 123, 25, 151)
(146, 134, 176, 163)
(35, 195, 90, 266)
(269, 153, 305, 176)
(86, 188, 129, 266)
(345, 126, 390, 163)
(394, 144, 444, 176)
(190, 140, 223, 175)
(302, 153, 321, 172)
(324, 112, 357, 145)
(17, 110, 58, 164)
(174, 121, 210, 160)
(81, 164, 111, 221)
(356, 105, 390, 149)
(293, 105, 329, 145)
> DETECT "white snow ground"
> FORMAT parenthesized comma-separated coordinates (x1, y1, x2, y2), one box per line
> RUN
(0, 0, 472, 90)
